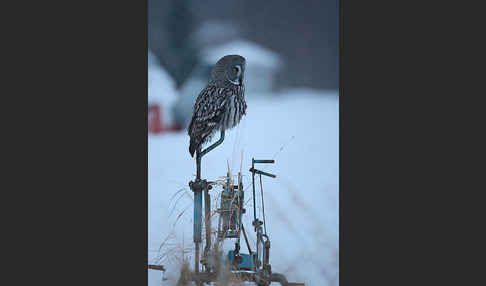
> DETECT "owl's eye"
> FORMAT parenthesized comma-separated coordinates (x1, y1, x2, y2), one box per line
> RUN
(233, 67, 238, 73)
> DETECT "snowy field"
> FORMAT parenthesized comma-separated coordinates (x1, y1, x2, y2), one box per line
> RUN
(148, 90, 339, 286)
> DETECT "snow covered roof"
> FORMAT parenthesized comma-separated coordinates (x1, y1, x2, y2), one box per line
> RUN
(148, 50, 177, 106)
(201, 40, 282, 69)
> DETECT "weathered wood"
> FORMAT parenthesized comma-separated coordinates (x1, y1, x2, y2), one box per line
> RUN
(148, 264, 165, 271)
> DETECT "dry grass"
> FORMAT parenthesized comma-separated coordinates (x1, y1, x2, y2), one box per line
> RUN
(153, 151, 338, 286)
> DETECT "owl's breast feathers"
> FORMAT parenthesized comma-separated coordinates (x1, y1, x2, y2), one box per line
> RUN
(188, 84, 246, 157)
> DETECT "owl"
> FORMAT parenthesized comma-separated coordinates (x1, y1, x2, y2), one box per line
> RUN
(188, 55, 247, 157)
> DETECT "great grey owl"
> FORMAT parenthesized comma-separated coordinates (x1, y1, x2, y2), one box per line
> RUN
(188, 55, 247, 157)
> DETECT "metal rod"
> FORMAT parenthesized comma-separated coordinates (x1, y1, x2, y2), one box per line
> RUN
(203, 187, 211, 271)
(253, 159, 275, 164)
(194, 147, 202, 274)
(241, 224, 252, 254)
(236, 172, 243, 247)
(252, 159, 257, 223)
(195, 242, 200, 274)
(194, 192, 202, 243)
(193, 130, 225, 275)
(198, 130, 225, 159)
(249, 167, 276, 178)
(196, 149, 201, 179)
(259, 174, 267, 235)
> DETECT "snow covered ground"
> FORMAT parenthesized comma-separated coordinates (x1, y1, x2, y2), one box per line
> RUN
(148, 89, 339, 286)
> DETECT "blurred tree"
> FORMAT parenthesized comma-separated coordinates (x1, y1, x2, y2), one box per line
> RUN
(149, 0, 338, 91)
(149, 0, 199, 88)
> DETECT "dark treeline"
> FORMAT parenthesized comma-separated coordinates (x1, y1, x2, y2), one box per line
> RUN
(149, 0, 338, 90)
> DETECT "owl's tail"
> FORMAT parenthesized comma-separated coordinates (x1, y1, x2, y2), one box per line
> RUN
(189, 136, 200, 158)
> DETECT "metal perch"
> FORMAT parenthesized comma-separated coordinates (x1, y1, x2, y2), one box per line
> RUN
(189, 130, 226, 280)
(181, 131, 304, 285)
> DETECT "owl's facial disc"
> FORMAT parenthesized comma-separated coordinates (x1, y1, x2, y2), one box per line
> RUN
(228, 64, 243, 85)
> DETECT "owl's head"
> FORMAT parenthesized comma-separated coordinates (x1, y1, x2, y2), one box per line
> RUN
(210, 55, 246, 87)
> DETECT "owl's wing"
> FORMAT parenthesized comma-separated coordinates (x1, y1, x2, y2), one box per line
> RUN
(188, 86, 227, 156)
(192, 87, 227, 126)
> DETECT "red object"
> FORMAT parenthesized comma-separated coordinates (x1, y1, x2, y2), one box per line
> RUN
(148, 104, 163, 133)
(148, 104, 183, 134)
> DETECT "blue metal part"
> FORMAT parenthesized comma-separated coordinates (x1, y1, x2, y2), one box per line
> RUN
(191, 130, 226, 273)
(253, 159, 275, 164)
(227, 250, 255, 270)
(194, 191, 202, 243)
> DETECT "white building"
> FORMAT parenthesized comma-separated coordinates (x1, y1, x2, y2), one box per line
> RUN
(172, 39, 283, 128)
(148, 50, 180, 133)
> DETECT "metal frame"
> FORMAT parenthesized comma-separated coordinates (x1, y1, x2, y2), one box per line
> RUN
(182, 132, 304, 285)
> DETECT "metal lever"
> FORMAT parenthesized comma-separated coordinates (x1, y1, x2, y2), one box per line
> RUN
(250, 158, 276, 178)
(249, 168, 276, 178)
(253, 159, 275, 164)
